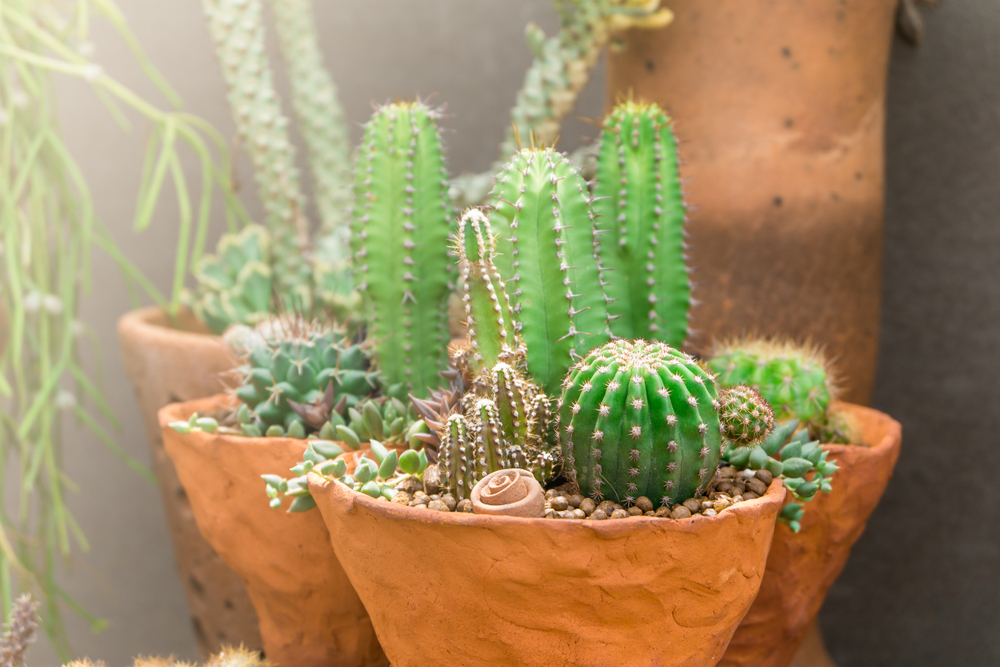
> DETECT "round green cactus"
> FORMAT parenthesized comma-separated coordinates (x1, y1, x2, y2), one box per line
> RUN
(719, 384, 775, 449)
(558, 339, 722, 507)
(227, 317, 379, 438)
(709, 338, 836, 426)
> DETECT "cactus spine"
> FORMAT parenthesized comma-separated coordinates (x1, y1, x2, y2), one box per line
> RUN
(594, 100, 691, 346)
(489, 147, 609, 396)
(201, 0, 311, 297)
(352, 102, 453, 397)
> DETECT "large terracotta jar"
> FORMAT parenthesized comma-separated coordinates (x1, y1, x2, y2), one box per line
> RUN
(718, 402, 902, 667)
(117, 307, 258, 656)
(607, 0, 899, 406)
(160, 394, 388, 667)
(309, 473, 787, 667)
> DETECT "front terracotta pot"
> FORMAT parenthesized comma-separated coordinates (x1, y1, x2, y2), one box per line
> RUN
(719, 402, 902, 667)
(607, 0, 898, 406)
(310, 473, 787, 667)
(117, 307, 257, 656)
(160, 394, 388, 667)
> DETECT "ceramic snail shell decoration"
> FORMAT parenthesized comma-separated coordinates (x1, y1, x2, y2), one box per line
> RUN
(470, 469, 545, 518)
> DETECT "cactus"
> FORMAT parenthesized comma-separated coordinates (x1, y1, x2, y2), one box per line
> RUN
(225, 316, 379, 438)
(559, 339, 774, 507)
(594, 100, 691, 346)
(200, 0, 312, 297)
(186, 225, 277, 334)
(724, 420, 839, 532)
(719, 385, 775, 449)
(1, 595, 37, 667)
(64, 646, 270, 667)
(335, 397, 429, 451)
(708, 338, 836, 427)
(352, 102, 453, 397)
(489, 146, 610, 395)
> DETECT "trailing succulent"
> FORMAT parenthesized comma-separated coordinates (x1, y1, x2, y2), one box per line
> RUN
(411, 209, 561, 499)
(558, 339, 774, 507)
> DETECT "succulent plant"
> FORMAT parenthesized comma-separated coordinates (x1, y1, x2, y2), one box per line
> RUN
(724, 420, 839, 532)
(226, 316, 379, 438)
(594, 100, 691, 346)
(352, 101, 453, 397)
(558, 339, 773, 507)
(334, 397, 429, 451)
(708, 338, 836, 428)
(489, 146, 610, 395)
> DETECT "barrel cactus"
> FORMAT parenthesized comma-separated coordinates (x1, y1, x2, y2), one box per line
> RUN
(489, 146, 610, 395)
(352, 101, 453, 397)
(708, 338, 836, 427)
(594, 100, 691, 346)
(226, 317, 379, 438)
(558, 339, 773, 507)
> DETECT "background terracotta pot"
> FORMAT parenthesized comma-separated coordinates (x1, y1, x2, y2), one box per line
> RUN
(159, 394, 388, 667)
(117, 306, 258, 656)
(310, 474, 786, 667)
(606, 0, 898, 406)
(719, 402, 902, 667)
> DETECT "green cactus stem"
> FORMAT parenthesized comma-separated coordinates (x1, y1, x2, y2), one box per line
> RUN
(719, 385, 775, 450)
(200, 0, 311, 296)
(489, 146, 609, 395)
(559, 339, 730, 506)
(594, 100, 691, 346)
(709, 338, 837, 427)
(352, 102, 452, 397)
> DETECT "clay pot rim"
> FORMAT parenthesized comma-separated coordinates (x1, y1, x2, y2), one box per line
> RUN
(119, 305, 221, 343)
(309, 472, 786, 536)
(824, 401, 902, 457)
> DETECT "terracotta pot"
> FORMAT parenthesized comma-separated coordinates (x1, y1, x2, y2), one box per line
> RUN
(607, 0, 898, 406)
(718, 402, 902, 667)
(117, 306, 258, 656)
(310, 473, 787, 667)
(160, 394, 388, 667)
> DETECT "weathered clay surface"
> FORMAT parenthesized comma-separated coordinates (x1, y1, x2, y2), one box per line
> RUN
(118, 307, 259, 656)
(310, 472, 786, 667)
(719, 402, 902, 667)
(160, 395, 388, 667)
(607, 0, 898, 406)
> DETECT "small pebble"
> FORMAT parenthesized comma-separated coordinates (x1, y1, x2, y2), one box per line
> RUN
(411, 496, 428, 506)
(743, 492, 758, 501)
(413, 503, 428, 510)
(610, 509, 629, 519)
(567, 494, 585, 508)
(644, 511, 656, 517)
(742, 468, 758, 479)
(590, 509, 609, 520)
(550, 496, 569, 511)
(544, 509, 558, 519)
(377, 495, 389, 502)
(635, 496, 654, 513)
(545, 489, 558, 500)
(703, 508, 718, 517)
(427, 500, 450, 512)
(558, 510, 577, 519)
(670, 506, 692, 519)
(414, 490, 427, 498)
(719, 466, 737, 479)
(393, 491, 413, 505)
(579, 498, 597, 515)
(627, 506, 644, 516)
(746, 478, 768, 496)
(732, 495, 744, 503)
(572, 508, 586, 519)
(597, 500, 616, 516)
(613, 503, 624, 512)
(717, 481, 734, 494)
(683, 498, 701, 514)
(755, 469, 774, 485)
(701, 500, 714, 510)
(441, 494, 457, 511)
(713, 498, 731, 512)
(457, 499, 473, 513)
(429, 494, 441, 501)
(654, 506, 672, 518)
(395, 477, 421, 495)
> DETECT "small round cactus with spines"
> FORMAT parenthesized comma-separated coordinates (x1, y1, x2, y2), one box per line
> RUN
(718, 385, 775, 449)
(558, 339, 723, 507)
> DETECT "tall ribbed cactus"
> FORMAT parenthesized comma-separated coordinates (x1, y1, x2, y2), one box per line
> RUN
(489, 147, 609, 395)
(594, 100, 691, 346)
(201, 0, 311, 296)
(352, 102, 452, 397)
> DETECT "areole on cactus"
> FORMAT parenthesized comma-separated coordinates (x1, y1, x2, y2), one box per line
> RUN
(352, 100, 453, 398)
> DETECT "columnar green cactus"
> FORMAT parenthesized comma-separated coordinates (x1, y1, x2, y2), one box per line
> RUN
(709, 338, 836, 426)
(226, 317, 378, 438)
(352, 102, 453, 397)
(594, 100, 691, 346)
(187, 225, 275, 334)
(489, 147, 609, 395)
(559, 339, 774, 506)
(201, 0, 311, 296)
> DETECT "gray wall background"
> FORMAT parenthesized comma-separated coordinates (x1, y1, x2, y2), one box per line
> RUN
(23, 1, 997, 665)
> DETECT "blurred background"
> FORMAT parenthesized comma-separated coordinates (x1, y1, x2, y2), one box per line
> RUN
(19, 1, 999, 665)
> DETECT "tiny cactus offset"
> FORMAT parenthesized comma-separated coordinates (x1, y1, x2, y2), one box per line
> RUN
(490, 146, 610, 395)
(718, 384, 775, 449)
(352, 101, 453, 397)
(558, 339, 724, 507)
(594, 100, 691, 346)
